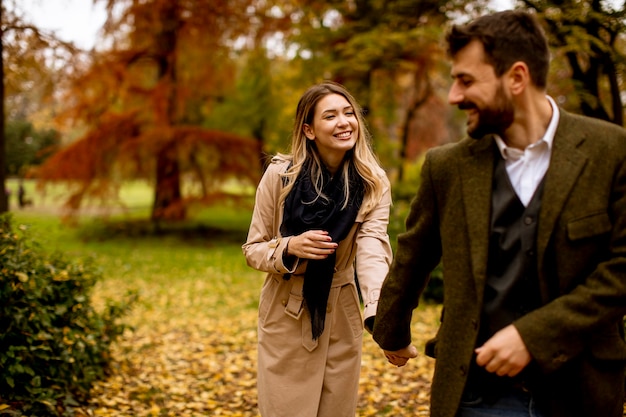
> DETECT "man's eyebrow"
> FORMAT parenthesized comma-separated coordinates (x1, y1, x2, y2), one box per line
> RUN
(451, 71, 470, 79)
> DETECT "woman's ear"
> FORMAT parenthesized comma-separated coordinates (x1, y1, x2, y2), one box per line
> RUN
(303, 124, 315, 140)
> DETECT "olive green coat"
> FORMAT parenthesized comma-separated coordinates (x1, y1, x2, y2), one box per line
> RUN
(373, 110, 626, 417)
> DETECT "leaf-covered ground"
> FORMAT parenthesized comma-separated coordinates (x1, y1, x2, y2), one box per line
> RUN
(9, 211, 624, 417)
(74, 275, 441, 417)
(5, 211, 439, 416)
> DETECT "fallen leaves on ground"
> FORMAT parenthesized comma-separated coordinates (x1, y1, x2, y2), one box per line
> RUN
(67, 274, 440, 417)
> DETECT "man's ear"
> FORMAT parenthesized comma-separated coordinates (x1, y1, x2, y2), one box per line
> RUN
(508, 61, 530, 95)
(303, 124, 315, 140)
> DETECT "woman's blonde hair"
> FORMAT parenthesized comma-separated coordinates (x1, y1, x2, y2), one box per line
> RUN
(278, 81, 385, 212)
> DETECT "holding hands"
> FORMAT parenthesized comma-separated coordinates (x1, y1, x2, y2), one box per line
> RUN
(383, 344, 418, 367)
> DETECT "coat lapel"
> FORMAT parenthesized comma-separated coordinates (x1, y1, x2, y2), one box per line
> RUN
(457, 112, 587, 303)
(460, 136, 495, 297)
(536, 111, 588, 273)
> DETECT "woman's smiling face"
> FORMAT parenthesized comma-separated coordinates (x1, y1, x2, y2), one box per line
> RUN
(303, 93, 358, 169)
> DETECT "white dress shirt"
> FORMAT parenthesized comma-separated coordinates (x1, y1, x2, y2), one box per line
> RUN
(494, 96, 560, 206)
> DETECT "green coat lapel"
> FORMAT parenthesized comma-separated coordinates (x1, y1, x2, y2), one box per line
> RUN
(460, 136, 495, 299)
(537, 112, 588, 276)
(456, 113, 588, 300)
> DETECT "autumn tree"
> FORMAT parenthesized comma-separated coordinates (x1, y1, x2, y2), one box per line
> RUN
(0, 0, 76, 213)
(523, 0, 626, 125)
(283, 0, 490, 180)
(38, 0, 289, 221)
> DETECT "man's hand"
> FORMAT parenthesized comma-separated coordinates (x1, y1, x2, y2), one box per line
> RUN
(475, 324, 531, 377)
(383, 345, 418, 367)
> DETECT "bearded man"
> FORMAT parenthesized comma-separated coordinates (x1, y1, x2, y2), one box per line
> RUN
(373, 9, 626, 417)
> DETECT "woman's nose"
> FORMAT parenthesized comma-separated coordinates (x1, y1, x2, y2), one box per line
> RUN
(337, 114, 349, 126)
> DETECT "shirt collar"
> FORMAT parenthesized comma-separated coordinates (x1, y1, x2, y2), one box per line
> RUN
(495, 95, 560, 159)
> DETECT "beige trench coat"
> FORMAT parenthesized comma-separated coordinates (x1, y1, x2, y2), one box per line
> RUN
(243, 157, 392, 417)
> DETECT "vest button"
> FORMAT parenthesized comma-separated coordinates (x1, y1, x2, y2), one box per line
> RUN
(524, 216, 533, 225)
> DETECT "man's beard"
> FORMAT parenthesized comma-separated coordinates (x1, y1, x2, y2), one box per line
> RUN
(459, 85, 514, 139)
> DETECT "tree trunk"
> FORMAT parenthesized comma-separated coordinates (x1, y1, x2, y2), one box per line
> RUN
(0, 3, 8, 213)
(152, 142, 184, 222)
(151, 0, 184, 222)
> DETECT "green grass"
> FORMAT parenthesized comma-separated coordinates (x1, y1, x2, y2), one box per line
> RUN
(8, 179, 260, 324)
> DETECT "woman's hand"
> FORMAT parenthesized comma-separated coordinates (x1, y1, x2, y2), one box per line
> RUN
(286, 230, 338, 260)
(383, 345, 418, 367)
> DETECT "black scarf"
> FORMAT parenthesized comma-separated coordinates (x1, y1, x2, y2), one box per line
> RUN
(280, 160, 364, 340)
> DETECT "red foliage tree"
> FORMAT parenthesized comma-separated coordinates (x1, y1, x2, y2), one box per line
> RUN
(37, 0, 267, 221)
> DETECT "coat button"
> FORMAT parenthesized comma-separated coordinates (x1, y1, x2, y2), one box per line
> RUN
(281, 299, 287, 306)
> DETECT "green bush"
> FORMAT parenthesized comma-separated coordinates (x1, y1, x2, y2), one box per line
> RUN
(0, 213, 135, 416)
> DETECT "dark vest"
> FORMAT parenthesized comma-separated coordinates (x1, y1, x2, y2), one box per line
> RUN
(481, 154, 545, 340)
(465, 152, 545, 401)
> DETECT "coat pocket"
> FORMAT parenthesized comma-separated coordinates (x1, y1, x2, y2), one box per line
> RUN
(567, 211, 611, 241)
(339, 284, 364, 339)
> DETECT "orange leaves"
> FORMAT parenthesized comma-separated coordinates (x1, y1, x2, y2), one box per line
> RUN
(39, 112, 141, 181)
(36, 115, 261, 218)
(40, 0, 268, 220)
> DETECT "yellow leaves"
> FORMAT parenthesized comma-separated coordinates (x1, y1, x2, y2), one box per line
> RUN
(53, 269, 70, 281)
(149, 404, 160, 416)
(15, 271, 29, 282)
(74, 258, 441, 416)
(78, 296, 440, 416)
(357, 305, 440, 416)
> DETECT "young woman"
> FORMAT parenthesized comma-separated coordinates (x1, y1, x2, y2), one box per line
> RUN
(242, 81, 392, 417)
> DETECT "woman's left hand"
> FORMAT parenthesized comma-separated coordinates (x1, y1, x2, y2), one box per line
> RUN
(286, 230, 338, 260)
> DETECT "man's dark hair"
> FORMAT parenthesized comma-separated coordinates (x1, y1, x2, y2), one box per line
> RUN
(445, 10, 550, 88)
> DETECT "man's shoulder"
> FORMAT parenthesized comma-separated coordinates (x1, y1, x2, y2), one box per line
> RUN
(558, 111, 626, 159)
(560, 110, 626, 139)
(426, 137, 482, 160)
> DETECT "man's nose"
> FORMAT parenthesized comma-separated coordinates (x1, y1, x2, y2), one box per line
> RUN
(448, 81, 463, 105)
